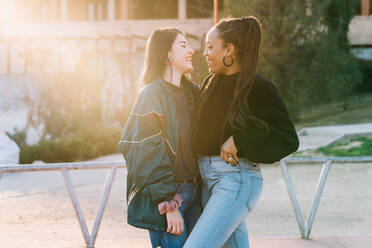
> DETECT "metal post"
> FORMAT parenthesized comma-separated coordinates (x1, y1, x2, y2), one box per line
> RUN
(60, 0, 68, 22)
(280, 158, 333, 239)
(61, 167, 91, 247)
(280, 161, 306, 237)
(214, 0, 219, 24)
(361, 0, 370, 16)
(304, 160, 332, 239)
(107, 0, 115, 21)
(49, 0, 58, 22)
(97, 2, 103, 21)
(42, 3, 48, 22)
(89, 167, 117, 247)
(88, 3, 95, 21)
(178, 0, 186, 20)
(119, 0, 129, 20)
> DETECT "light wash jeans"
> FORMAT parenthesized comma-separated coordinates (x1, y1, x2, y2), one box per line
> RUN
(183, 156, 263, 248)
(149, 182, 201, 248)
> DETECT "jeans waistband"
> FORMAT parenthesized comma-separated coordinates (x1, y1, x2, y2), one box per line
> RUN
(176, 177, 200, 186)
(198, 155, 260, 170)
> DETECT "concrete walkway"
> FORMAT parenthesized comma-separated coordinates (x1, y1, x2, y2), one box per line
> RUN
(1, 153, 372, 247)
(42, 236, 372, 247)
(298, 123, 372, 151)
(2, 123, 372, 247)
(251, 236, 372, 248)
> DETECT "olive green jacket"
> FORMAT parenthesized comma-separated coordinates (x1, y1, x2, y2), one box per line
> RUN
(119, 77, 199, 231)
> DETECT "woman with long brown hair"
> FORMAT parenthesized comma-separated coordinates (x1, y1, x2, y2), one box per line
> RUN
(184, 16, 299, 247)
(119, 27, 201, 247)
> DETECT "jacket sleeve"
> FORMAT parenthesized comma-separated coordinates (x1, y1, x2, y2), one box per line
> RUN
(232, 81, 299, 164)
(119, 87, 177, 203)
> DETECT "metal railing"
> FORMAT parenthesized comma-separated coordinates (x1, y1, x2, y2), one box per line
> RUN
(0, 161, 125, 248)
(280, 156, 372, 239)
(1, 156, 372, 246)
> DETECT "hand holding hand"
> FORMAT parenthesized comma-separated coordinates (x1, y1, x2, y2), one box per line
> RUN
(220, 136, 239, 166)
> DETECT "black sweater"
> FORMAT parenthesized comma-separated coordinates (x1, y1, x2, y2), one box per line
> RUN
(195, 73, 238, 156)
(193, 73, 299, 164)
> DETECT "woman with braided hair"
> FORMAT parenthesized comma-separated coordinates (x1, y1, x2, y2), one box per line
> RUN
(184, 16, 299, 247)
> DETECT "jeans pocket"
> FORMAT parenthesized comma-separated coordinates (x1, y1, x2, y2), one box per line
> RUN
(246, 177, 263, 212)
(213, 172, 241, 196)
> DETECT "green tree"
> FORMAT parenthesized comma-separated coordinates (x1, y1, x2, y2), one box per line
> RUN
(324, 0, 357, 52)
(223, 0, 362, 118)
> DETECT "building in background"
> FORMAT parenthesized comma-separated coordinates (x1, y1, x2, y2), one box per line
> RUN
(0, 0, 217, 75)
(350, 0, 372, 60)
(0, 0, 217, 142)
(0, 0, 370, 77)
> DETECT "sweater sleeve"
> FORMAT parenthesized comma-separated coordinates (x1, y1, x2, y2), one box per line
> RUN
(232, 80, 299, 164)
(119, 86, 177, 203)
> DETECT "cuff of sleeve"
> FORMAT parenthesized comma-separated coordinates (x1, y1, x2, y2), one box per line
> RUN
(232, 132, 245, 151)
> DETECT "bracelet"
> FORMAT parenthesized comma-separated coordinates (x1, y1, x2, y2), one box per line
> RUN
(158, 193, 183, 215)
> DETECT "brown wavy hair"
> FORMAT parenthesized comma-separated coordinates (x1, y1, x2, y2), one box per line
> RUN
(139, 27, 183, 89)
(216, 16, 269, 136)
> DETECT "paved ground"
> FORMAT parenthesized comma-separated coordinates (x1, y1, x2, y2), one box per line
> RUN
(1, 153, 371, 247)
(252, 236, 372, 248)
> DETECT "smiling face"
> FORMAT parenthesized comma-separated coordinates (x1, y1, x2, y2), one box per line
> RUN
(168, 34, 194, 74)
(203, 27, 230, 74)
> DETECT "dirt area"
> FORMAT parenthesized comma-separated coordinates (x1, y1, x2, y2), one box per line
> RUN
(1, 154, 371, 248)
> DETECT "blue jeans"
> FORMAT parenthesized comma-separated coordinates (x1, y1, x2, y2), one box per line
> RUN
(149, 182, 201, 248)
(183, 156, 263, 248)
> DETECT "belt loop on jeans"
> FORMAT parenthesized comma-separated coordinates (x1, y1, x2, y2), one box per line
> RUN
(178, 177, 199, 185)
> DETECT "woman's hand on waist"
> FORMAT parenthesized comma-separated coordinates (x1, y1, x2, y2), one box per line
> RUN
(220, 136, 239, 166)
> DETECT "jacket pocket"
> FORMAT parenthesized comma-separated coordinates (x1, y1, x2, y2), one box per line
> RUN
(127, 185, 167, 232)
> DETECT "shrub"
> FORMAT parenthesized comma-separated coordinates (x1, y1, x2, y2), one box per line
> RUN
(6, 128, 27, 148)
(20, 135, 92, 164)
(18, 122, 122, 164)
(354, 59, 372, 92)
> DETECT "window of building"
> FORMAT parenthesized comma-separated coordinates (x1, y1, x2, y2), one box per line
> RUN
(127, 0, 219, 20)
(128, 0, 177, 20)
(187, 0, 223, 18)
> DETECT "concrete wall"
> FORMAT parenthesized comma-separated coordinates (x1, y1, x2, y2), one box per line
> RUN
(0, 75, 38, 143)
(349, 16, 372, 60)
(348, 16, 372, 46)
(0, 19, 213, 143)
(0, 19, 212, 40)
(0, 19, 212, 75)
(1, 15, 371, 75)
